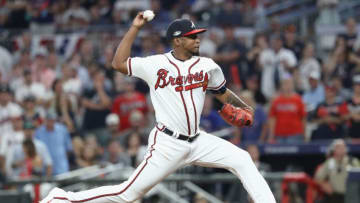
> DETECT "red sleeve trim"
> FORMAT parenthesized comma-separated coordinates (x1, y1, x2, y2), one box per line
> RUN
(127, 58, 132, 76)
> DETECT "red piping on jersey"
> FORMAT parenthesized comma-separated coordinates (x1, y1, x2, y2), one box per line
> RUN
(128, 58, 132, 76)
(165, 56, 191, 135)
(51, 131, 159, 203)
(188, 58, 200, 134)
(155, 124, 165, 131)
(207, 79, 226, 90)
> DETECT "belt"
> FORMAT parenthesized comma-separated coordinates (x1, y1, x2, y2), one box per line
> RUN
(162, 127, 199, 143)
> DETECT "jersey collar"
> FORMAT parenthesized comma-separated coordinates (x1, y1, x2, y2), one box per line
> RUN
(167, 51, 197, 63)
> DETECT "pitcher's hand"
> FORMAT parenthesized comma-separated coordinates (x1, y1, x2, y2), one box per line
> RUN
(132, 12, 147, 29)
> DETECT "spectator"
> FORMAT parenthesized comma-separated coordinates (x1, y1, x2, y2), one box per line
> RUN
(302, 71, 325, 113)
(60, 63, 82, 110)
(97, 0, 112, 22)
(89, 4, 104, 27)
(245, 74, 267, 105)
(268, 76, 306, 143)
(345, 75, 360, 141)
(19, 139, 43, 179)
(283, 25, 304, 60)
(239, 91, 268, 143)
(52, 79, 77, 135)
(122, 110, 148, 138)
(214, 25, 247, 85)
(296, 42, 321, 93)
(340, 17, 358, 51)
(0, 104, 25, 158)
(9, 50, 30, 91)
(22, 95, 42, 128)
(111, 77, 147, 132)
(98, 113, 126, 148)
(31, 47, 56, 89)
(83, 135, 102, 157)
(315, 139, 360, 203)
(62, 1, 90, 30)
(246, 33, 268, 77)
(6, 121, 52, 178)
(311, 83, 348, 141)
(102, 139, 131, 166)
(0, 105, 24, 175)
(332, 76, 352, 103)
(81, 68, 112, 134)
(28, 0, 54, 34)
(323, 36, 353, 88)
(70, 136, 84, 170)
(260, 35, 297, 100)
(110, 4, 127, 26)
(98, 44, 116, 83)
(200, 95, 228, 132)
(76, 145, 98, 168)
(60, 62, 76, 90)
(47, 51, 61, 78)
(79, 39, 96, 67)
(0, 84, 22, 133)
(0, 45, 13, 81)
(35, 112, 72, 175)
(125, 132, 147, 168)
(48, 0, 67, 29)
(14, 69, 47, 103)
(199, 31, 219, 58)
(13, 32, 32, 58)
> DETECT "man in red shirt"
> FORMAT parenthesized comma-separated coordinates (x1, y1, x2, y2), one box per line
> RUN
(268, 76, 307, 143)
(111, 77, 148, 131)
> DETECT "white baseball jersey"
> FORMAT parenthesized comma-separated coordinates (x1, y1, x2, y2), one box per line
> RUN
(127, 51, 226, 136)
(40, 51, 276, 203)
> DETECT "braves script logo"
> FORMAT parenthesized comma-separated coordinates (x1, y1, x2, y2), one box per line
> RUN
(155, 69, 208, 92)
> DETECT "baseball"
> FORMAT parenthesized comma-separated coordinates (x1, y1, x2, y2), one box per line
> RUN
(143, 10, 155, 22)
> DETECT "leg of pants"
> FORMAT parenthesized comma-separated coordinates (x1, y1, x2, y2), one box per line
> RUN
(187, 131, 276, 203)
(52, 129, 190, 202)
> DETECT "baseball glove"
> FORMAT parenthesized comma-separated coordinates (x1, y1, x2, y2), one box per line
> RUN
(219, 104, 253, 127)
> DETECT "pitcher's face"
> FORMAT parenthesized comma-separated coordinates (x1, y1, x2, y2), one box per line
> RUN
(180, 34, 201, 56)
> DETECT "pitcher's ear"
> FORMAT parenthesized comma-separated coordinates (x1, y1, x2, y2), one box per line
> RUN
(173, 38, 180, 46)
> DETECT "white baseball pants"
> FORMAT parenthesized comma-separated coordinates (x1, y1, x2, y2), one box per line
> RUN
(48, 128, 276, 203)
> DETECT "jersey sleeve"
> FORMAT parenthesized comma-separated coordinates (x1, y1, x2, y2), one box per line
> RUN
(127, 56, 154, 83)
(207, 59, 226, 90)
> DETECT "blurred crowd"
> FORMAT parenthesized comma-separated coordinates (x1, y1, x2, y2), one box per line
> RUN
(0, 1, 359, 202)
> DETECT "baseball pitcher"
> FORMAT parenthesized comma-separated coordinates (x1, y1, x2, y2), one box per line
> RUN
(41, 12, 276, 203)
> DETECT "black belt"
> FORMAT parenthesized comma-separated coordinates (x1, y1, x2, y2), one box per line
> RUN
(162, 127, 199, 143)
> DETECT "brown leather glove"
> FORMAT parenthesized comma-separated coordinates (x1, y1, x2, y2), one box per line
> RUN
(218, 104, 253, 127)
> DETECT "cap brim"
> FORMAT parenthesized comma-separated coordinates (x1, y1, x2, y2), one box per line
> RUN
(183, 29, 207, 36)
